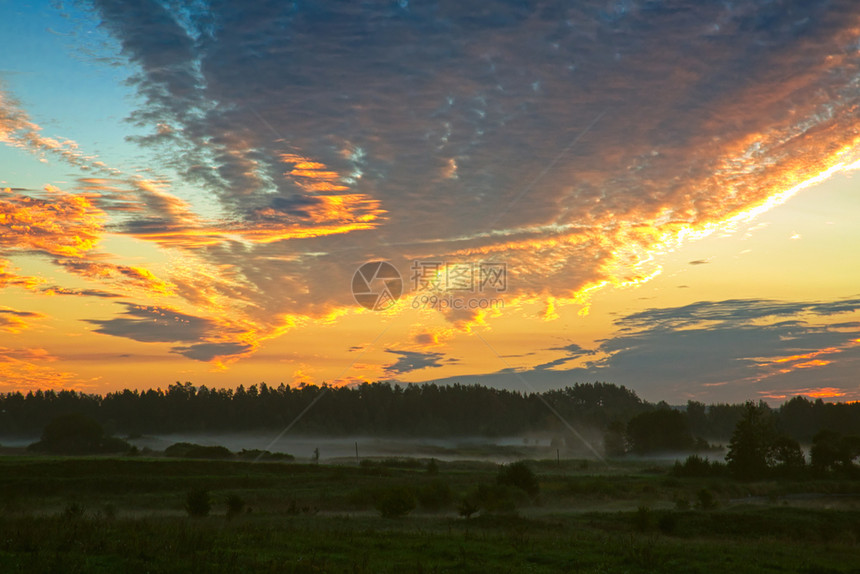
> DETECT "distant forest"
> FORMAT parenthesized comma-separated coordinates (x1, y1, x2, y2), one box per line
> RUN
(1, 382, 858, 445)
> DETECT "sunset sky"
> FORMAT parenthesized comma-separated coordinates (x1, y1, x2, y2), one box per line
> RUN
(2, 0, 860, 403)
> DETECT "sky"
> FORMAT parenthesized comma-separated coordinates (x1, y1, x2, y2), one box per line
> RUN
(1, 0, 860, 404)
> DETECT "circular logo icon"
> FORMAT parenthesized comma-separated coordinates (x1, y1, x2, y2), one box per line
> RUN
(352, 261, 402, 311)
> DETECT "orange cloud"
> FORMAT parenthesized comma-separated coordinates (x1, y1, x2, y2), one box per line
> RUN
(282, 153, 350, 192)
(410, 326, 457, 348)
(760, 387, 854, 401)
(0, 187, 105, 258)
(114, 177, 385, 248)
(0, 260, 41, 290)
(749, 337, 860, 383)
(0, 308, 45, 333)
(54, 259, 174, 295)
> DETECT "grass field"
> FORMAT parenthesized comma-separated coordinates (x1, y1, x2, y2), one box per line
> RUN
(0, 455, 858, 573)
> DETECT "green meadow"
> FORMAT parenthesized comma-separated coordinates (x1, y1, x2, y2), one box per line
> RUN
(0, 455, 858, 573)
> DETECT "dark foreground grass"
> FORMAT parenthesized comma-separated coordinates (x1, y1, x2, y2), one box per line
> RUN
(0, 456, 858, 573)
(1, 510, 858, 573)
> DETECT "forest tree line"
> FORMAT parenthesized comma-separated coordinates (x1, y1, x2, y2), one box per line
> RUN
(1, 382, 859, 447)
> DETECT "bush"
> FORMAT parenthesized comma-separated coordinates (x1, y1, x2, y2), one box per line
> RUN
(416, 479, 453, 511)
(226, 494, 245, 519)
(497, 461, 539, 498)
(696, 488, 717, 510)
(100, 503, 117, 520)
(426, 458, 439, 475)
(657, 512, 677, 535)
(63, 502, 85, 520)
(633, 505, 652, 532)
(374, 486, 416, 518)
(185, 488, 211, 517)
(469, 483, 522, 513)
(458, 496, 480, 519)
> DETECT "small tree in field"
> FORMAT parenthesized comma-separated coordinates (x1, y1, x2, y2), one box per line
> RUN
(457, 495, 479, 519)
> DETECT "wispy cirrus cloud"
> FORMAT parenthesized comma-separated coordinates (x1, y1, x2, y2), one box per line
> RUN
(53, 259, 174, 295)
(0, 89, 119, 175)
(40, 286, 122, 299)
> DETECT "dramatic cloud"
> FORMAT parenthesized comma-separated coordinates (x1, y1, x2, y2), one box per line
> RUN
(81, 0, 860, 324)
(3, 1, 860, 394)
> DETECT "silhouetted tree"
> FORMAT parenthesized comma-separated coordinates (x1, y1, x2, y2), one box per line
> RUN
(811, 430, 860, 473)
(603, 420, 627, 456)
(770, 435, 806, 476)
(725, 402, 776, 480)
(3, 383, 860, 445)
(29, 413, 129, 454)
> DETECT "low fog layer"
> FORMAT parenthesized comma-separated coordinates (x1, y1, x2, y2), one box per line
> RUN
(127, 432, 611, 463)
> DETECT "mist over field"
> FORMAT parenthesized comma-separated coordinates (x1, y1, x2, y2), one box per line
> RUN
(124, 431, 610, 463)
